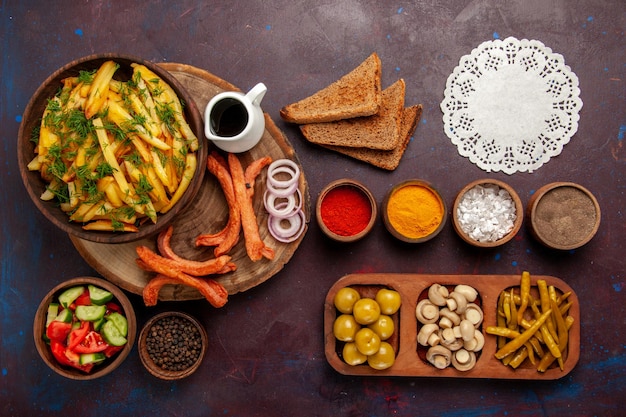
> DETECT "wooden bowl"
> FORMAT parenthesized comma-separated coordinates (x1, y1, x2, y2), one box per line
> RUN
(452, 179, 523, 248)
(382, 180, 446, 243)
(316, 179, 377, 243)
(527, 182, 601, 250)
(138, 311, 207, 380)
(17, 54, 207, 244)
(324, 273, 580, 379)
(33, 277, 136, 380)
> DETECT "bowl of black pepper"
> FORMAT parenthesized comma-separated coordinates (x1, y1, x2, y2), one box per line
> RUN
(138, 312, 207, 380)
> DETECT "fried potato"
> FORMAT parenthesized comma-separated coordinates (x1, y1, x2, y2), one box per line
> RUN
(27, 60, 199, 232)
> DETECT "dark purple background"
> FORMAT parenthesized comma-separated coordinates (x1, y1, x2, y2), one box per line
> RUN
(1, 1, 624, 416)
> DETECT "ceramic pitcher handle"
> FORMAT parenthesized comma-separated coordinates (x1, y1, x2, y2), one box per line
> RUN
(246, 82, 267, 106)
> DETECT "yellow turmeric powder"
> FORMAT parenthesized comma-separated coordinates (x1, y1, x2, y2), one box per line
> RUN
(386, 184, 444, 239)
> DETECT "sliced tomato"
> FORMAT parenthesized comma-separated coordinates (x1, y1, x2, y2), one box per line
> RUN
(63, 346, 94, 373)
(50, 340, 94, 373)
(50, 340, 74, 366)
(103, 345, 124, 358)
(46, 321, 72, 342)
(74, 330, 109, 353)
(74, 289, 92, 306)
(105, 301, 123, 314)
(67, 321, 90, 351)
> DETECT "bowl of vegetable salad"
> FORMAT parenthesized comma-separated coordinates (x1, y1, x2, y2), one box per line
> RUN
(33, 276, 136, 380)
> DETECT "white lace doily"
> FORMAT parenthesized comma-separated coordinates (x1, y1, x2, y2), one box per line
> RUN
(440, 37, 583, 174)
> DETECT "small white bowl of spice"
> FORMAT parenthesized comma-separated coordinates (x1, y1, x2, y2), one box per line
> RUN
(452, 179, 523, 248)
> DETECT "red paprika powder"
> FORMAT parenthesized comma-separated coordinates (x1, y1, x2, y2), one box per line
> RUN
(320, 185, 372, 236)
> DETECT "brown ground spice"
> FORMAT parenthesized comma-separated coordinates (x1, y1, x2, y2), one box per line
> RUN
(534, 186, 597, 247)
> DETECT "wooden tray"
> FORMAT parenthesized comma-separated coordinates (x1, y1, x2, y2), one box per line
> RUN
(70, 63, 310, 300)
(324, 273, 580, 379)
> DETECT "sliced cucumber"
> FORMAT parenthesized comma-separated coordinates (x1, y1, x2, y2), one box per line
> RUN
(58, 286, 85, 308)
(101, 320, 127, 347)
(75, 305, 106, 322)
(54, 308, 73, 323)
(106, 312, 128, 337)
(88, 284, 113, 306)
(79, 352, 106, 365)
(45, 303, 60, 327)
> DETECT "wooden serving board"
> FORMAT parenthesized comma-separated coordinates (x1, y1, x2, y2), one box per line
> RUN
(324, 273, 580, 379)
(70, 63, 310, 300)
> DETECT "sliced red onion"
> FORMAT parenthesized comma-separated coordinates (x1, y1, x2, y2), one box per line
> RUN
(266, 178, 299, 197)
(264, 190, 297, 217)
(268, 205, 306, 243)
(267, 159, 300, 189)
(264, 159, 306, 243)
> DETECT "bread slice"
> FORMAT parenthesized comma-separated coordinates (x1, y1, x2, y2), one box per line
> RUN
(299, 78, 405, 150)
(323, 104, 422, 170)
(279, 53, 382, 124)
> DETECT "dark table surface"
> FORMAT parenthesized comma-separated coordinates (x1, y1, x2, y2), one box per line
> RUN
(1, 1, 624, 416)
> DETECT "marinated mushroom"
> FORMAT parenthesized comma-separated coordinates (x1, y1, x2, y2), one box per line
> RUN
(440, 332, 464, 351)
(417, 323, 441, 347)
(426, 345, 452, 369)
(464, 303, 484, 327)
(428, 284, 449, 306)
(417, 283, 484, 371)
(439, 308, 461, 328)
(415, 299, 440, 324)
(464, 329, 485, 352)
(459, 319, 475, 342)
(454, 285, 478, 302)
(451, 348, 476, 371)
(447, 291, 468, 314)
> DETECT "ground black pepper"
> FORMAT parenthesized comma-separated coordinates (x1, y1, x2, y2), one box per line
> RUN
(534, 186, 597, 247)
(145, 316, 202, 371)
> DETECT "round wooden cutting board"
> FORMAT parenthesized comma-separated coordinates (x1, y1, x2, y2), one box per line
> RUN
(70, 63, 310, 301)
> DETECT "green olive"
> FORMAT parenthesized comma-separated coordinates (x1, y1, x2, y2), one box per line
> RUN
(342, 342, 367, 366)
(333, 314, 360, 342)
(367, 341, 396, 370)
(354, 327, 381, 356)
(375, 288, 401, 315)
(352, 298, 381, 325)
(368, 314, 395, 340)
(333, 287, 361, 314)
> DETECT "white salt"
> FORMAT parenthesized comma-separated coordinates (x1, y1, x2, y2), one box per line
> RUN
(456, 184, 517, 242)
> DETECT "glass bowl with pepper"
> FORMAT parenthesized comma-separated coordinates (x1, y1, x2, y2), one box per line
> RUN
(382, 179, 447, 243)
(316, 179, 377, 243)
(138, 311, 208, 380)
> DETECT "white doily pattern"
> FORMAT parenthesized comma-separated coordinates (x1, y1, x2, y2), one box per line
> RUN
(440, 37, 583, 174)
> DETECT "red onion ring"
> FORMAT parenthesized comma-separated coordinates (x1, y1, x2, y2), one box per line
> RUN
(263, 188, 302, 217)
(263, 190, 296, 217)
(264, 159, 306, 242)
(267, 159, 300, 189)
(267, 205, 306, 243)
(266, 178, 298, 197)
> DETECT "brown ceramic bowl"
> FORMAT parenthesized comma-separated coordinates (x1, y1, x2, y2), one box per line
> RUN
(382, 180, 447, 243)
(138, 311, 207, 380)
(452, 179, 523, 248)
(316, 179, 377, 243)
(527, 182, 601, 250)
(33, 277, 136, 380)
(17, 54, 207, 244)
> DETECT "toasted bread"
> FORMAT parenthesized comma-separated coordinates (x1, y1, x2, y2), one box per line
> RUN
(279, 53, 382, 124)
(299, 79, 405, 150)
(323, 105, 422, 170)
